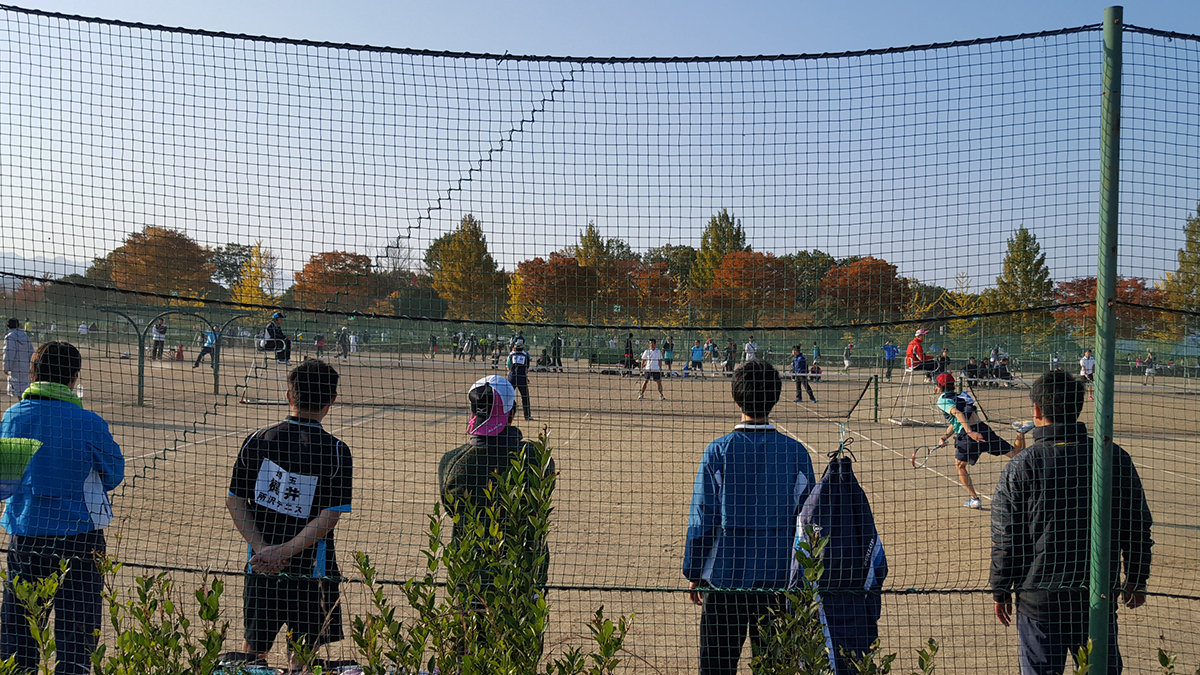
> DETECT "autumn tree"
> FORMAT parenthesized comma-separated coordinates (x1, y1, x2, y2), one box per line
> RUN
(210, 243, 255, 289)
(644, 244, 697, 290)
(609, 258, 675, 324)
(230, 242, 280, 309)
(507, 254, 599, 323)
(782, 250, 837, 310)
(817, 256, 907, 322)
(1053, 276, 1166, 339)
(704, 251, 796, 326)
(692, 210, 750, 292)
(423, 232, 454, 273)
(368, 272, 447, 318)
(293, 250, 375, 312)
(430, 214, 508, 320)
(105, 226, 218, 298)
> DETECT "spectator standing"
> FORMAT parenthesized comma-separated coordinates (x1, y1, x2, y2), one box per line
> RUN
(690, 340, 707, 378)
(791, 345, 816, 403)
(744, 335, 758, 362)
(662, 336, 675, 375)
(991, 371, 1152, 674)
(1079, 349, 1096, 401)
(1143, 350, 1156, 386)
(225, 360, 351, 673)
(551, 332, 564, 372)
(438, 376, 553, 662)
(151, 319, 168, 360)
(880, 340, 899, 382)
(336, 327, 350, 359)
(506, 340, 533, 421)
(314, 332, 327, 358)
(683, 360, 816, 675)
(1, 342, 124, 674)
(842, 342, 854, 374)
(3, 319, 33, 398)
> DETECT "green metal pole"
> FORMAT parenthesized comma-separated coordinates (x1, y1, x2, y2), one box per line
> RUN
(1090, 6, 1122, 668)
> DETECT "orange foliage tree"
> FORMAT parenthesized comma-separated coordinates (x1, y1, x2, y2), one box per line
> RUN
(703, 251, 797, 326)
(817, 256, 907, 321)
(610, 259, 676, 324)
(107, 226, 218, 297)
(510, 254, 600, 323)
(293, 251, 377, 312)
(1053, 276, 1166, 339)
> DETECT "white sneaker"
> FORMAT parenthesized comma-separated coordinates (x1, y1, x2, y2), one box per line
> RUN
(1012, 421, 1035, 435)
(637, 393, 644, 400)
(660, 395, 667, 401)
(965, 497, 982, 509)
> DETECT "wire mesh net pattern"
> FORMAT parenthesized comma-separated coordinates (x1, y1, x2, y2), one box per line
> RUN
(2, 6, 1200, 672)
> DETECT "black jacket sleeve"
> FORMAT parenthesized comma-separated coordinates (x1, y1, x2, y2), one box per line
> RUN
(1113, 446, 1153, 589)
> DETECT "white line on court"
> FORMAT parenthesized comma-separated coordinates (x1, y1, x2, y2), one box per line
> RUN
(773, 420, 982, 501)
(561, 412, 591, 448)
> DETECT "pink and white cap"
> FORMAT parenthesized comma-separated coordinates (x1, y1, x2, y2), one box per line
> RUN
(467, 375, 516, 436)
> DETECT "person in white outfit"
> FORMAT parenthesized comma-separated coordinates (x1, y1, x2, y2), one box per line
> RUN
(3, 318, 33, 398)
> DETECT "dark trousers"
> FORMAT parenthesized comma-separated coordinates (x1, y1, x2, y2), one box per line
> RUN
(698, 591, 785, 675)
(151, 341, 165, 359)
(551, 354, 562, 371)
(269, 337, 291, 362)
(194, 346, 214, 366)
(884, 359, 895, 380)
(795, 378, 814, 401)
(1016, 597, 1121, 675)
(514, 382, 532, 419)
(1, 531, 105, 675)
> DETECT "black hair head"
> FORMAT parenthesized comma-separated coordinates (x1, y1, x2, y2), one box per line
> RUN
(31, 341, 81, 385)
(288, 359, 340, 411)
(731, 359, 782, 417)
(1030, 369, 1085, 425)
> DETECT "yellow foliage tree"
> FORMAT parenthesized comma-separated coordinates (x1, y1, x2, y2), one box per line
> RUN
(431, 215, 508, 320)
(231, 241, 280, 310)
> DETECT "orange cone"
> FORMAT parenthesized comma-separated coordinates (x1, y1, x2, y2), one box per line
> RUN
(175, 345, 184, 361)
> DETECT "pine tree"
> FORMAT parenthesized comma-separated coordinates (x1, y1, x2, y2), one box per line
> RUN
(946, 272, 982, 337)
(431, 214, 508, 320)
(994, 227, 1054, 338)
(692, 209, 749, 291)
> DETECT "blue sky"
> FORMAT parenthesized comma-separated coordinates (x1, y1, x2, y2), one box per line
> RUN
(16, 0, 1200, 59)
(2, 1, 1199, 291)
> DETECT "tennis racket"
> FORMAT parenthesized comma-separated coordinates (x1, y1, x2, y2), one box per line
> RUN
(912, 441, 947, 468)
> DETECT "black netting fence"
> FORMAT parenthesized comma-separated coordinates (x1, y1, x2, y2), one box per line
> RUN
(2, 5, 1200, 672)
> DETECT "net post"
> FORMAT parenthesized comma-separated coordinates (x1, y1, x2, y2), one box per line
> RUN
(1090, 5, 1123, 667)
(873, 375, 879, 423)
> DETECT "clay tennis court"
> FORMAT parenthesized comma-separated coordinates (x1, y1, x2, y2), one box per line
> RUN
(3, 344, 1196, 673)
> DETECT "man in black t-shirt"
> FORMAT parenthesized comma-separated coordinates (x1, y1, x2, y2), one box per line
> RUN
(226, 360, 352, 671)
(507, 341, 532, 420)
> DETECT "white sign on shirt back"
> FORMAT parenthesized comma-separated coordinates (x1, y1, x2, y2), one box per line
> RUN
(254, 458, 318, 519)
